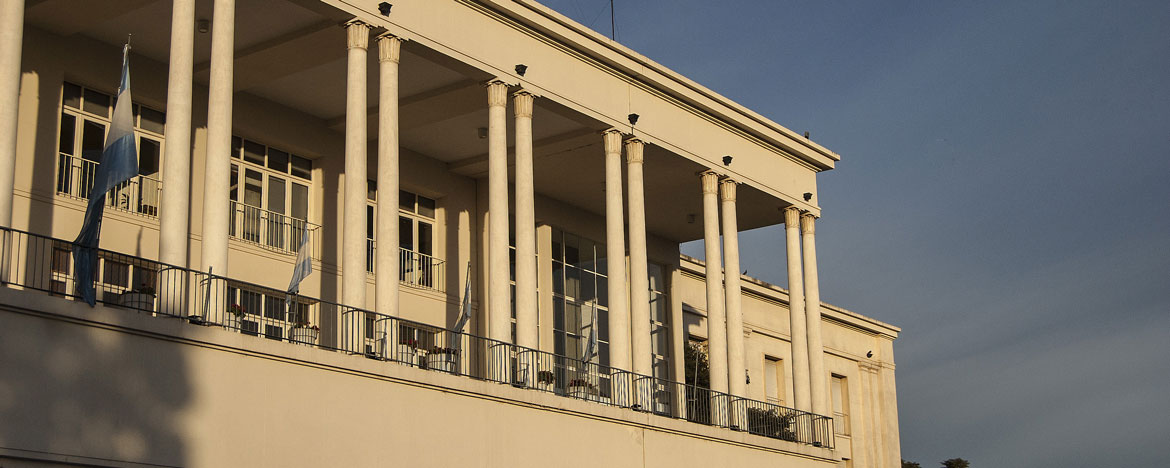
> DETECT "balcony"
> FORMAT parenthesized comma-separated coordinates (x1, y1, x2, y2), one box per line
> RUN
(0, 226, 834, 449)
(55, 153, 161, 217)
(228, 200, 320, 259)
(366, 239, 447, 293)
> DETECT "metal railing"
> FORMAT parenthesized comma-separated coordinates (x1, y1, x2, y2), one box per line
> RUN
(366, 239, 446, 293)
(56, 153, 161, 217)
(229, 201, 320, 259)
(0, 226, 833, 449)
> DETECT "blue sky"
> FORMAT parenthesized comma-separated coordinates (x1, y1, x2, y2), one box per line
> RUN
(538, 1, 1170, 466)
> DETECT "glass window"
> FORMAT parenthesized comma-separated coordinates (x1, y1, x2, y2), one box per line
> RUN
(63, 82, 81, 109)
(81, 120, 106, 162)
(267, 148, 289, 173)
(58, 114, 75, 155)
(137, 105, 165, 134)
(138, 137, 160, 176)
(417, 196, 435, 218)
(399, 190, 415, 212)
(102, 259, 129, 288)
(243, 140, 265, 166)
(243, 169, 263, 207)
(764, 357, 783, 404)
(82, 88, 110, 118)
(832, 375, 850, 435)
(291, 183, 308, 220)
(291, 155, 312, 180)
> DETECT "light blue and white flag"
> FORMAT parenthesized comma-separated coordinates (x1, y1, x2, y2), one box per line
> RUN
(73, 43, 138, 306)
(285, 226, 313, 309)
(582, 301, 599, 363)
(453, 261, 473, 332)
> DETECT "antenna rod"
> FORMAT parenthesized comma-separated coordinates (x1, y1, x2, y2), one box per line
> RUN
(610, 0, 616, 40)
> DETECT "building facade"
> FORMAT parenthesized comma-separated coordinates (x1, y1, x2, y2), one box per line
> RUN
(0, 0, 901, 467)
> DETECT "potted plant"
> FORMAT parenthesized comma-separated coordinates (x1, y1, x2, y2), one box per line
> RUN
(425, 346, 458, 373)
(536, 370, 556, 392)
(119, 283, 156, 312)
(567, 378, 597, 400)
(394, 338, 422, 364)
(289, 319, 320, 345)
(745, 407, 796, 441)
(224, 303, 246, 329)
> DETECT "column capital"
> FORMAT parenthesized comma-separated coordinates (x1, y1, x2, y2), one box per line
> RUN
(783, 205, 802, 226)
(801, 212, 817, 234)
(376, 34, 402, 63)
(700, 171, 720, 194)
(719, 178, 738, 202)
(602, 129, 623, 153)
(345, 20, 370, 50)
(624, 138, 644, 164)
(513, 90, 534, 118)
(485, 80, 508, 107)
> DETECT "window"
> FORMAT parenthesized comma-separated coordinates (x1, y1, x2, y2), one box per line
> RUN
(365, 187, 439, 290)
(225, 284, 316, 342)
(228, 136, 312, 254)
(831, 374, 850, 435)
(648, 263, 671, 382)
(551, 228, 609, 395)
(764, 357, 785, 405)
(57, 82, 164, 216)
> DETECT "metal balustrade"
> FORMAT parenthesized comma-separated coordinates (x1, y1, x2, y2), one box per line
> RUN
(228, 201, 320, 259)
(365, 239, 447, 293)
(0, 226, 833, 449)
(56, 153, 161, 217)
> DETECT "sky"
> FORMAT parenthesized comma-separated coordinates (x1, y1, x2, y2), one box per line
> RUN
(537, 1, 1170, 466)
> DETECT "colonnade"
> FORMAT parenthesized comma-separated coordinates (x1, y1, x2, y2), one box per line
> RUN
(0, 3, 830, 417)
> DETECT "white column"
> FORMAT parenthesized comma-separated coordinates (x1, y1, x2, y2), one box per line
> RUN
(375, 34, 401, 321)
(0, 0, 24, 228)
(802, 213, 828, 417)
(486, 80, 511, 379)
(784, 206, 811, 412)
(156, 0, 195, 316)
(626, 138, 652, 408)
(701, 172, 728, 398)
(159, 0, 195, 267)
(514, 90, 537, 385)
(342, 20, 369, 313)
(200, 0, 234, 281)
(603, 129, 631, 378)
(513, 91, 537, 349)
(721, 179, 745, 401)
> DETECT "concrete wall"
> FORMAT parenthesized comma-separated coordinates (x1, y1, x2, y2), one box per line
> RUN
(0, 287, 838, 468)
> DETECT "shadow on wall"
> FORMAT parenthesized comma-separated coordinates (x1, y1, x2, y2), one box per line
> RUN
(0, 300, 190, 466)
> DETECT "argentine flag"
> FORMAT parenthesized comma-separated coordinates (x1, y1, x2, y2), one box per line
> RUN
(73, 44, 138, 306)
(285, 226, 313, 307)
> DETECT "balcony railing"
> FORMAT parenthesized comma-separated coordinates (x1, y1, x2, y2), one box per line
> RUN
(56, 153, 161, 217)
(366, 239, 446, 293)
(0, 226, 834, 449)
(229, 201, 320, 259)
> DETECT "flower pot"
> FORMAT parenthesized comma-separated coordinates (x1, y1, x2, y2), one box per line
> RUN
(426, 352, 457, 373)
(394, 344, 420, 364)
(119, 292, 156, 312)
(536, 381, 555, 393)
(290, 327, 319, 345)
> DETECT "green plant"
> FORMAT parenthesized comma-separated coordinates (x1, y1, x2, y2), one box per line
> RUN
(429, 346, 457, 355)
(292, 318, 319, 331)
(745, 407, 796, 441)
(537, 370, 556, 385)
(229, 303, 245, 318)
(567, 378, 595, 390)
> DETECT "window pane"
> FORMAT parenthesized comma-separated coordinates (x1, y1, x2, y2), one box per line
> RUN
(243, 169, 263, 207)
(58, 114, 75, 155)
(764, 358, 779, 402)
(231, 136, 242, 159)
(138, 137, 160, 176)
(580, 238, 596, 272)
(417, 196, 435, 218)
(52, 249, 70, 273)
(581, 272, 595, 304)
(243, 140, 265, 165)
(366, 205, 375, 239)
(82, 88, 110, 117)
(417, 221, 432, 255)
(229, 165, 239, 201)
(367, 180, 377, 201)
(291, 155, 312, 180)
(597, 309, 609, 341)
(132, 265, 156, 291)
(551, 228, 563, 262)
(597, 276, 608, 308)
(564, 233, 580, 266)
(102, 260, 129, 287)
(63, 82, 81, 109)
(552, 261, 563, 296)
(267, 176, 285, 214)
(267, 148, 289, 173)
(81, 120, 106, 162)
(399, 216, 413, 250)
(264, 295, 284, 320)
(138, 106, 165, 134)
(399, 190, 415, 212)
(291, 183, 308, 220)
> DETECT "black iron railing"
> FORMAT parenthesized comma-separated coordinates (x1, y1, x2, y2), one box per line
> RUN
(0, 226, 834, 449)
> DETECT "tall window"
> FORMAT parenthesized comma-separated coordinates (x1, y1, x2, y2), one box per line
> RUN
(365, 187, 439, 289)
(648, 263, 671, 381)
(227, 136, 312, 253)
(225, 284, 312, 341)
(831, 374, 850, 435)
(764, 356, 785, 405)
(552, 228, 609, 367)
(57, 81, 164, 216)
